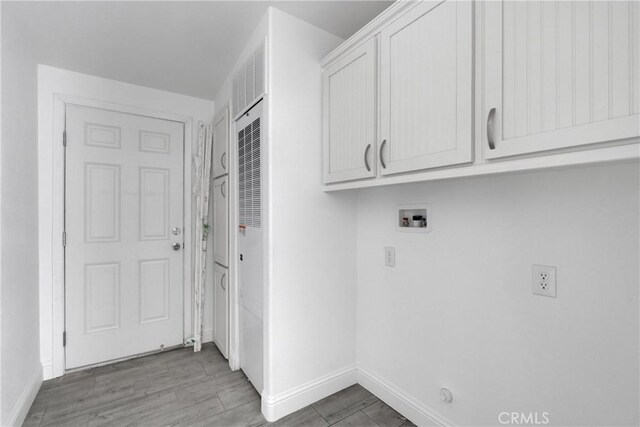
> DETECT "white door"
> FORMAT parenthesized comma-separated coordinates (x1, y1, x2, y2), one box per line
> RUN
(323, 37, 376, 184)
(213, 176, 229, 267)
(213, 263, 228, 358)
(237, 101, 264, 393)
(379, 0, 473, 175)
(483, 1, 640, 159)
(212, 107, 229, 178)
(65, 104, 184, 369)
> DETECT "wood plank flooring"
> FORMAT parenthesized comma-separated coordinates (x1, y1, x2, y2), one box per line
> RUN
(24, 344, 415, 427)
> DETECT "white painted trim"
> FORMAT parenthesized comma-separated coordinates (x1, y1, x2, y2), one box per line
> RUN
(358, 367, 454, 427)
(38, 65, 213, 379)
(261, 365, 358, 422)
(5, 367, 42, 427)
(41, 360, 53, 381)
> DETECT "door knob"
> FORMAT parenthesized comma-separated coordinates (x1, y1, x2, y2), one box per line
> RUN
(172, 242, 181, 251)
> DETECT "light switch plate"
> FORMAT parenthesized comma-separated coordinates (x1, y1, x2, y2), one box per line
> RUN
(384, 246, 395, 267)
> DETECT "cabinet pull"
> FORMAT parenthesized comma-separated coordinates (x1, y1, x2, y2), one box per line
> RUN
(220, 273, 226, 290)
(380, 139, 387, 169)
(364, 144, 371, 172)
(487, 108, 496, 150)
(221, 181, 226, 198)
(221, 152, 227, 169)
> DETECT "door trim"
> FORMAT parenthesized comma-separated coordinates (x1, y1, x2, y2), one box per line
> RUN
(38, 65, 213, 379)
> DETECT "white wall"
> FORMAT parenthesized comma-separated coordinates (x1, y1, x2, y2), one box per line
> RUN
(1, 8, 43, 425)
(265, 7, 358, 416)
(357, 162, 639, 427)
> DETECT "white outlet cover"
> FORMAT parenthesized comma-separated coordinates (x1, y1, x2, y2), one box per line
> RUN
(532, 265, 557, 298)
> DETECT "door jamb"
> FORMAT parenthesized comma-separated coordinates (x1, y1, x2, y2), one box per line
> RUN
(51, 94, 193, 377)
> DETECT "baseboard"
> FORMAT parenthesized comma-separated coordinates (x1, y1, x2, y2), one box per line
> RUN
(4, 366, 42, 426)
(358, 367, 454, 427)
(261, 365, 358, 422)
(41, 359, 53, 381)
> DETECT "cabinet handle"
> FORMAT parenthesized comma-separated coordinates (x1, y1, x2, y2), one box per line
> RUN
(380, 139, 387, 169)
(221, 152, 227, 169)
(364, 144, 371, 172)
(487, 108, 496, 150)
(220, 273, 226, 290)
(221, 181, 226, 198)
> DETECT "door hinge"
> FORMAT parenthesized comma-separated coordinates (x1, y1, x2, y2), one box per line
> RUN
(63, 331, 66, 347)
(62, 231, 66, 247)
(63, 130, 67, 147)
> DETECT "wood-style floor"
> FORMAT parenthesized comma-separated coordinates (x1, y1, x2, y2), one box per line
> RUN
(24, 343, 415, 427)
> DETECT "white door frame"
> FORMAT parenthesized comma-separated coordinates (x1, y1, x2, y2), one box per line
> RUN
(38, 65, 213, 379)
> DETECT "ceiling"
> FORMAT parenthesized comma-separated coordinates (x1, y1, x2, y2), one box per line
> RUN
(2, 1, 393, 100)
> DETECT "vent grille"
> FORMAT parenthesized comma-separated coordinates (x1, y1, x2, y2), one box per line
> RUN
(238, 117, 261, 228)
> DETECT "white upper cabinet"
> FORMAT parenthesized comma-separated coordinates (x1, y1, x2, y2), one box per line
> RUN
(483, 1, 640, 159)
(379, 0, 473, 175)
(323, 38, 376, 183)
(212, 107, 229, 178)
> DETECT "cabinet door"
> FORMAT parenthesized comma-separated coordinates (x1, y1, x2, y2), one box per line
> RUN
(379, 0, 473, 176)
(212, 107, 229, 178)
(212, 176, 228, 267)
(213, 263, 228, 358)
(323, 38, 376, 183)
(484, 1, 640, 159)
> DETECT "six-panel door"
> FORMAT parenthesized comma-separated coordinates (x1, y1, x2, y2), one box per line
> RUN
(323, 37, 377, 183)
(483, 1, 640, 159)
(65, 105, 184, 369)
(379, 0, 473, 176)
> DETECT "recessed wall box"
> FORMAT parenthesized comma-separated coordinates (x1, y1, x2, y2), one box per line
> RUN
(396, 204, 432, 233)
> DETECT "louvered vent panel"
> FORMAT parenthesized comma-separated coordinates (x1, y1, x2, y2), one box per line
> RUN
(238, 117, 261, 228)
(232, 75, 240, 117)
(245, 55, 255, 104)
(238, 65, 247, 113)
(232, 38, 267, 120)
(254, 40, 266, 97)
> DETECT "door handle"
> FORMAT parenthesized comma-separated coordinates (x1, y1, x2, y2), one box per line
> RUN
(364, 144, 371, 172)
(221, 181, 226, 198)
(172, 242, 181, 251)
(220, 273, 226, 290)
(221, 152, 227, 169)
(487, 107, 496, 150)
(379, 139, 387, 169)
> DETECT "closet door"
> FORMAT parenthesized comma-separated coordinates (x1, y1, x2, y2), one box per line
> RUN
(483, 1, 640, 159)
(379, 0, 473, 176)
(323, 38, 376, 183)
(213, 262, 228, 358)
(212, 107, 229, 178)
(212, 175, 228, 267)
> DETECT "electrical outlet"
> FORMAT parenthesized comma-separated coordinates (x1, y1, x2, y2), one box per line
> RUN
(384, 246, 395, 267)
(532, 265, 557, 298)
